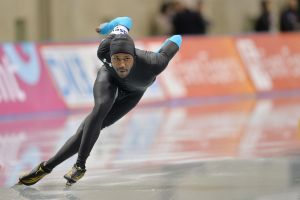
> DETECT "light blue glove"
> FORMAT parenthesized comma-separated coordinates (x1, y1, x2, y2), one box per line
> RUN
(167, 35, 182, 48)
(98, 17, 133, 35)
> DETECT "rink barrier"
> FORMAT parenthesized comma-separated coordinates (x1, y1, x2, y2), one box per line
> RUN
(235, 33, 300, 93)
(0, 33, 300, 115)
(0, 43, 66, 115)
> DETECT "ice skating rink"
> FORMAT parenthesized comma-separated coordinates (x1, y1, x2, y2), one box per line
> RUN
(1, 97, 300, 200)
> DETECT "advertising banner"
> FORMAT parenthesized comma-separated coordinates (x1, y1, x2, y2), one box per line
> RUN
(40, 43, 99, 109)
(0, 43, 66, 115)
(2, 33, 300, 115)
(236, 33, 300, 92)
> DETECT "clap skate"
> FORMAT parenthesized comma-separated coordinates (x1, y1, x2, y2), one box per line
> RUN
(64, 164, 86, 186)
(18, 162, 51, 186)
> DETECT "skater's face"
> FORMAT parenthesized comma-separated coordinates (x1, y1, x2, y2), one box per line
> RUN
(111, 53, 134, 78)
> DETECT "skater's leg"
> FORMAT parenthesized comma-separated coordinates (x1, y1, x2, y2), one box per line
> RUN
(83, 90, 144, 161)
(64, 90, 143, 185)
(46, 90, 143, 172)
(18, 117, 88, 186)
(101, 90, 144, 129)
(75, 69, 117, 169)
(43, 68, 116, 171)
(44, 117, 88, 170)
(63, 69, 117, 185)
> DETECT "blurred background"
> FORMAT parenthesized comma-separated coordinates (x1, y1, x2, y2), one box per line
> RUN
(1, 0, 300, 199)
(0, 0, 300, 42)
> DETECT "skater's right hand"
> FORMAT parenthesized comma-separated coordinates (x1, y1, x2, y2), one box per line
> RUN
(96, 17, 132, 35)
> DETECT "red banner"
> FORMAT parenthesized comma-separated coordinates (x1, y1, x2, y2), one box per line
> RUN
(0, 43, 66, 115)
(236, 33, 300, 92)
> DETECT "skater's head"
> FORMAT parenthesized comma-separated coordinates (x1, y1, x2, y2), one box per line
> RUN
(110, 34, 135, 78)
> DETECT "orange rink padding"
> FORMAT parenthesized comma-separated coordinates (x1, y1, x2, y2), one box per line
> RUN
(235, 33, 300, 92)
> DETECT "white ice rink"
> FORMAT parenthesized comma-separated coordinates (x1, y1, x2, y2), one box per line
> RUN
(1, 97, 300, 200)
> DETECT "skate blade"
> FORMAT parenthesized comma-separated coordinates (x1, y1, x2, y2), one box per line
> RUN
(11, 181, 25, 190)
(65, 179, 76, 187)
(14, 181, 24, 186)
(66, 181, 73, 186)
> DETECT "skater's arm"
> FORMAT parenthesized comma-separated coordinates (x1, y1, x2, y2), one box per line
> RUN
(97, 34, 116, 63)
(96, 17, 132, 35)
(146, 35, 182, 75)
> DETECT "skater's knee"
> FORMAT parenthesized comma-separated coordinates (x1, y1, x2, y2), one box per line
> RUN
(91, 102, 111, 118)
(100, 123, 109, 130)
